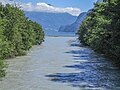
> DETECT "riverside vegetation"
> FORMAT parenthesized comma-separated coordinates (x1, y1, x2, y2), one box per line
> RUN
(77, 0, 120, 62)
(0, 4, 44, 78)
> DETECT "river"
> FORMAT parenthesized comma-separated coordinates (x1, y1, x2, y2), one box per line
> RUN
(0, 36, 120, 90)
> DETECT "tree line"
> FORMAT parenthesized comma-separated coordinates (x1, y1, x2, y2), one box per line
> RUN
(0, 4, 44, 78)
(77, 0, 120, 62)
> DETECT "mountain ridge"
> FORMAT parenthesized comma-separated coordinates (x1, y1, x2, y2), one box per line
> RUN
(24, 11, 77, 32)
(58, 12, 87, 32)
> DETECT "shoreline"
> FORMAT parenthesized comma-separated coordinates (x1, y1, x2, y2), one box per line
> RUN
(45, 35, 78, 37)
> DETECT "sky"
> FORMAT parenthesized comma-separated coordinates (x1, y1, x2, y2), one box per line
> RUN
(1, 0, 98, 16)
(19, 0, 97, 11)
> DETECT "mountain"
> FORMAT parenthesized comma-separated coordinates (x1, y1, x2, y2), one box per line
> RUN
(24, 11, 77, 32)
(58, 0, 103, 33)
(58, 12, 87, 32)
(97, 0, 103, 3)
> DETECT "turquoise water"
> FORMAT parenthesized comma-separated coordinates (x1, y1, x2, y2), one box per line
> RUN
(44, 30, 76, 37)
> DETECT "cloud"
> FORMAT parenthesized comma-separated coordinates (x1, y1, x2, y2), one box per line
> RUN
(0, 0, 9, 4)
(20, 2, 81, 16)
(0, 0, 18, 5)
(0, 1, 81, 16)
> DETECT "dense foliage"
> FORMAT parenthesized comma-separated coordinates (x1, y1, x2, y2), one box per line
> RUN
(0, 4, 44, 78)
(77, 0, 120, 61)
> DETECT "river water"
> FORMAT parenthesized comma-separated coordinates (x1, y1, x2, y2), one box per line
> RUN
(0, 36, 120, 90)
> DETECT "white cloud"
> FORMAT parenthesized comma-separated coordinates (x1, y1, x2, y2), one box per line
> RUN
(0, 0, 9, 4)
(0, 1, 81, 16)
(0, 0, 18, 5)
(20, 2, 81, 16)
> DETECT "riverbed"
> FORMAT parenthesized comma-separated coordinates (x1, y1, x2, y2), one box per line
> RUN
(0, 36, 120, 90)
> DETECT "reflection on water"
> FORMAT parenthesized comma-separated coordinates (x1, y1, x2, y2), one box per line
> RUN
(46, 39, 120, 90)
(0, 37, 120, 90)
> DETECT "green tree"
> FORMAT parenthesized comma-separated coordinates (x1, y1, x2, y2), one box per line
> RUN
(0, 3, 44, 78)
(78, 0, 120, 61)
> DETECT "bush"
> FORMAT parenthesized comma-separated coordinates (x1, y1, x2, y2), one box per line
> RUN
(77, 0, 120, 61)
(0, 4, 44, 78)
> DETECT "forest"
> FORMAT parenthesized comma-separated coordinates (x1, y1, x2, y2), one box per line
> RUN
(77, 0, 120, 62)
(0, 4, 44, 78)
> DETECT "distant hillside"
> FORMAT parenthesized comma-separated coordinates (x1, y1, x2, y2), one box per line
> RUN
(24, 11, 77, 32)
(97, 0, 103, 3)
(58, 12, 87, 33)
(58, 0, 103, 33)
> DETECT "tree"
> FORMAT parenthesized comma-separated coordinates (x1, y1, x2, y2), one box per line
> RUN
(0, 3, 44, 78)
(77, 0, 120, 61)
